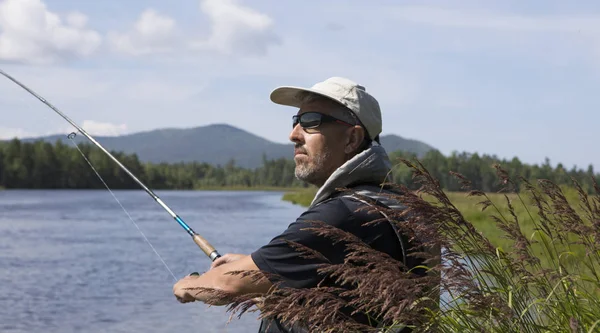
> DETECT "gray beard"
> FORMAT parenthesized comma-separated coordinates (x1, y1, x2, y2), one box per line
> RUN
(295, 149, 331, 185)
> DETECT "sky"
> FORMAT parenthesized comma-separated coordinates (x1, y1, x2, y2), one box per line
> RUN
(0, 0, 599, 170)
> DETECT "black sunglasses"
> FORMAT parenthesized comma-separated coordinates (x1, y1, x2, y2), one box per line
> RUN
(292, 112, 354, 130)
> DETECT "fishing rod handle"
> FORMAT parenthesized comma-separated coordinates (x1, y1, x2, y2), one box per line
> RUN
(192, 233, 221, 261)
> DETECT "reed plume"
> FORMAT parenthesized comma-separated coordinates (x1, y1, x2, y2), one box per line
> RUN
(192, 158, 600, 332)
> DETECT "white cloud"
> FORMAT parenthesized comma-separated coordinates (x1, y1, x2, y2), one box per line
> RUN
(0, 122, 126, 139)
(0, 0, 101, 65)
(66, 11, 88, 29)
(107, 9, 179, 56)
(0, 65, 211, 140)
(79, 120, 128, 137)
(110, 0, 280, 57)
(381, 5, 600, 68)
(194, 0, 281, 56)
(0, 127, 37, 139)
(390, 6, 600, 33)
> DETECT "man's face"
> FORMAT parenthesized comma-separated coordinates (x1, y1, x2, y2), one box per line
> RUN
(289, 100, 354, 186)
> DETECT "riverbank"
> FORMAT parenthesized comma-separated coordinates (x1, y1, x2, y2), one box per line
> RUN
(281, 188, 317, 206)
(192, 185, 305, 191)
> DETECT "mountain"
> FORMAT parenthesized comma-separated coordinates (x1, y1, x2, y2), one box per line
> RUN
(16, 124, 435, 168)
(380, 134, 436, 158)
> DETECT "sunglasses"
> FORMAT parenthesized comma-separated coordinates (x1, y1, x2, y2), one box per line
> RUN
(292, 112, 355, 130)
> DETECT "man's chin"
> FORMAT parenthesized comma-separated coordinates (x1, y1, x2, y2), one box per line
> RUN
(295, 167, 311, 181)
(296, 168, 322, 185)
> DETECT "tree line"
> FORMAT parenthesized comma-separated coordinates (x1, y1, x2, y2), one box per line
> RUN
(0, 139, 305, 189)
(389, 150, 599, 193)
(0, 138, 597, 192)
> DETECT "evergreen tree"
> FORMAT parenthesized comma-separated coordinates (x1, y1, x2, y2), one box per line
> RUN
(0, 139, 598, 193)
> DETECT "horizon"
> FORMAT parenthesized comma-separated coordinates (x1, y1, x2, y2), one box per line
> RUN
(1, 1, 599, 171)
(3, 122, 593, 171)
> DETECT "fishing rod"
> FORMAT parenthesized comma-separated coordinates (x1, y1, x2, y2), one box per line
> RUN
(0, 68, 221, 262)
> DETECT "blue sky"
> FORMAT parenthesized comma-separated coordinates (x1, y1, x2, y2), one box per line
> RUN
(0, 0, 599, 171)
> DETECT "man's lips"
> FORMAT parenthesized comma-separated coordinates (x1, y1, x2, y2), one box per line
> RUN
(294, 149, 307, 156)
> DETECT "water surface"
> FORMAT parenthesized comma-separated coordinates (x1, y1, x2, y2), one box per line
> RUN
(0, 190, 305, 333)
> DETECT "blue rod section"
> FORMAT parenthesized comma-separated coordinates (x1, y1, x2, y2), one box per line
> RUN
(174, 216, 194, 235)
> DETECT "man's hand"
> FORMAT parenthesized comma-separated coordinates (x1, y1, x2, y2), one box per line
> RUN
(173, 274, 201, 303)
(210, 253, 247, 269)
(173, 254, 272, 305)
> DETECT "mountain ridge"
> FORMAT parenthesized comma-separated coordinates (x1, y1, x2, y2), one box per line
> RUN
(12, 124, 436, 168)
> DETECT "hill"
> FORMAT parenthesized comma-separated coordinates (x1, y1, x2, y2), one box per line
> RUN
(16, 124, 435, 168)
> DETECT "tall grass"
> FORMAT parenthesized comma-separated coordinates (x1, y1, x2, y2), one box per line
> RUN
(283, 188, 594, 270)
(425, 161, 600, 332)
(193, 159, 600, 332)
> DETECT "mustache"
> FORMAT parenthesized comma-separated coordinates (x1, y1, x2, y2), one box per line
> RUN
(294, 144, 308, 155)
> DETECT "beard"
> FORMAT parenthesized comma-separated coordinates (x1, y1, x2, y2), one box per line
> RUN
(294, 148, 331, 185)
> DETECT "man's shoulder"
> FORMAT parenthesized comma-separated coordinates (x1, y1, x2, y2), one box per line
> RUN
(306, 191, 384, 223)
(298, 196, 354, 226)
(334, 184, 406, 210)
(309, 191, 375, 213)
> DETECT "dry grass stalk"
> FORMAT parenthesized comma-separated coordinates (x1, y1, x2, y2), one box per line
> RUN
(192, 158, 600, 332)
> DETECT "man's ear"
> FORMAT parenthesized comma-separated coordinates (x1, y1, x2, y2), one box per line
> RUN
(344, 126, 365, 154)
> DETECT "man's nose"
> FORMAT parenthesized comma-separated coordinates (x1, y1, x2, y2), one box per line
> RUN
(289, 123, 303, 143)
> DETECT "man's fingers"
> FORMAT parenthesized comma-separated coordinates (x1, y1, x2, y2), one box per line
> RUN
(210, 255, 230, 269)
(173, 274, 201, 303)
(174, 287, 197, 303)
(209, 253, 246, 269)
(210, 261, 223, 269)
(176, 295, 194, 303)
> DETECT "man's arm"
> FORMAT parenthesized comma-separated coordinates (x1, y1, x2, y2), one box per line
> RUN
(174, 199, 354, 304)
(173, 254, 272, 306)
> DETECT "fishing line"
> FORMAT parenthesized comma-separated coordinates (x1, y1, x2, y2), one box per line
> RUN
(0, 68, 221, 266)
(67, 132, 178, 282)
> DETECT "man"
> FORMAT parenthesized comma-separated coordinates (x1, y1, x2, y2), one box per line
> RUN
(173, 77, 420, 332)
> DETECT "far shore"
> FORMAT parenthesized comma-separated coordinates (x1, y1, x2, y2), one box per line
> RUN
(0, 186, 308, 192)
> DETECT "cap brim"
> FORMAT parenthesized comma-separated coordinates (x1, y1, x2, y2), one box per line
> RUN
(270, 86, 340, 109)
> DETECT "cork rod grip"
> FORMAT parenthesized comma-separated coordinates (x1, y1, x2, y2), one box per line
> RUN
(192, 234, 217, 257)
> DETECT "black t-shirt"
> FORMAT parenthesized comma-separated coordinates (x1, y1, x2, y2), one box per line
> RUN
(251, 192, 406, 333)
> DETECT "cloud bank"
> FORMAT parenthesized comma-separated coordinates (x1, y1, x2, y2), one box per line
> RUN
(0, 0, 101, 65)
(0, 0, 281, 64)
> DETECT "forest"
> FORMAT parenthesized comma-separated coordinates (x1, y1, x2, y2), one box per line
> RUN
(0, 138, 597, 192)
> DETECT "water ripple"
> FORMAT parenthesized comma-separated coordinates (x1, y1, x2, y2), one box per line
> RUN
(0, 190, 305, 333)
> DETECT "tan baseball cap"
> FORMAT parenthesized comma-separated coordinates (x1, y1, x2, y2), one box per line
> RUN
(270, 76, 382, 142)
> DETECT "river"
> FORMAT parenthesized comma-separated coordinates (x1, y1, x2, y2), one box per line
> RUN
(0, 190, 306, 333)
